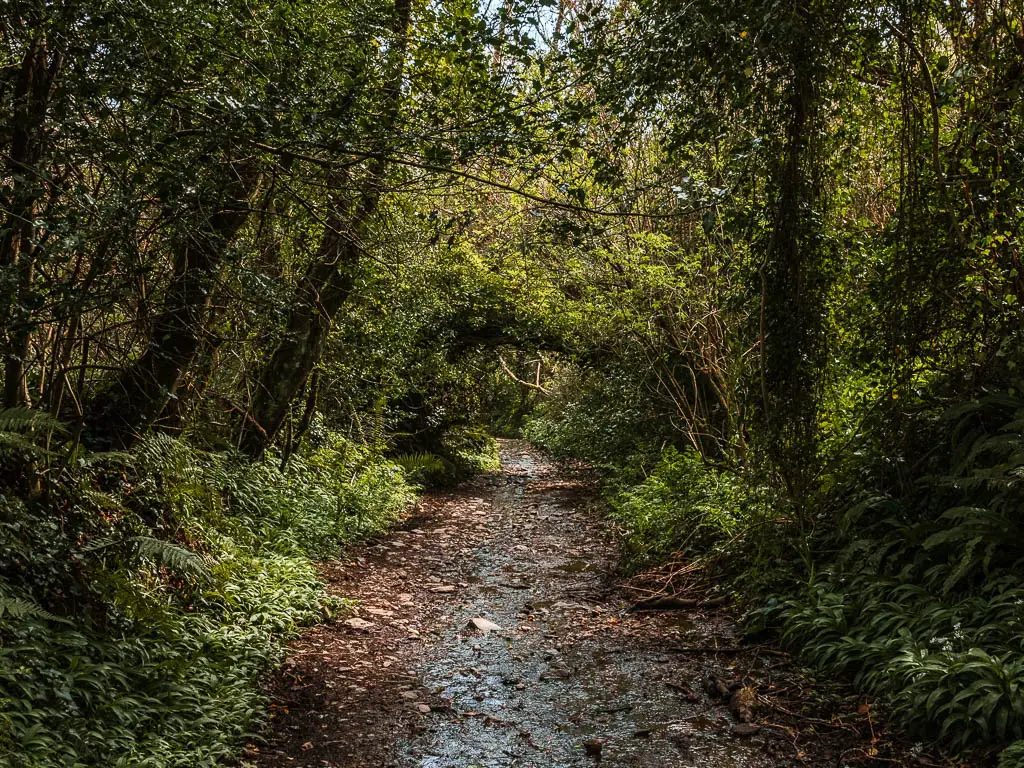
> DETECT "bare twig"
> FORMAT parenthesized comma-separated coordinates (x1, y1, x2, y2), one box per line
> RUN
(497, 355, 550, 394)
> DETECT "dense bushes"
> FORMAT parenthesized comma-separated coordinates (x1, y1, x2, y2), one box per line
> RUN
(507, 0, 1024, 759)
(771, 579, 1024, 748)
(394, 428, 500, 488)
(605, 447, 751, 570)
(762, 394, 1024, 750)
(525, 363, 672, 468)
(0, 559, 322, 767)
(0, 427, 414, 767)
(530, 384, 1024, 759)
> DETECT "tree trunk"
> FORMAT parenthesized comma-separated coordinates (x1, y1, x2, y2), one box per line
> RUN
(238, 221, 359, 456)
(0, 35, 61, 408)
(238, 0, 412, 458)
(758, 7, 825, 499)
(86, 162, 257, 448)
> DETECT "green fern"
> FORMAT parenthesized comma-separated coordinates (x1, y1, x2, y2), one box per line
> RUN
(393, 451, 446, 477)
(0, 595, 71, 625)
(132, 536, 210, 580)
(999, 741, 1024, 768)
(0, 431, 48, 455)
(923, 506, 1023, 592)
(80, 488, 129, 513)
(87, 536, 211, 582)
(0, 406, 67, 436)
(769, 393, 1024, 750)
(77, 450, 132, 466)
(0, 407, 69, 458)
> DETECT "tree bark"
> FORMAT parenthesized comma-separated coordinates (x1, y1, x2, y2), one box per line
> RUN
(238, 220, 359, 456)
(0, 35, 61, 408)
(86, 162, 258, 448)
(238, 0, 412, 458)
(758, 5, 825, 498)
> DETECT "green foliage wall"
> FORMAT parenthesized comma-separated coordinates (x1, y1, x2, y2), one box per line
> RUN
(514, 0, 1024, 760)
(2, 0, 1023, 761)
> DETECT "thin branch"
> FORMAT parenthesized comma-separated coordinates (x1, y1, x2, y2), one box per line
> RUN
(498, 354, 550, 394)
(249, 140, 704, 220)
(882, 17, 943, 181)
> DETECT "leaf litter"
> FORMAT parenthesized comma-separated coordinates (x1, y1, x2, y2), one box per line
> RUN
(247, 441, 950, 768)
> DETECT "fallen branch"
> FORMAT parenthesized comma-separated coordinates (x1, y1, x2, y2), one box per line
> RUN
(628, 594, 729, 612)
(670, 645, 744, 654)
(707, 674, 756, 723)
(670, 644, 789, 659)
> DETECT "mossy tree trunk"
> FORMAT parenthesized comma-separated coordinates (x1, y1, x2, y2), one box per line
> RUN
(238, 0, 413, 458)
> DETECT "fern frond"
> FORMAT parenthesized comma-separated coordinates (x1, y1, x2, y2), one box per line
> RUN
(0, 407, 67, 436)
(77, 450, 132, 466)
(134, 432, 189, 472)
(393, 451, 446, 476)
(0, 596, 71, 625)
(86, 535, 211, 582)
(132, 536, 211, 581)
(0, 432, 47, 455)
(80, 489, 128, 513)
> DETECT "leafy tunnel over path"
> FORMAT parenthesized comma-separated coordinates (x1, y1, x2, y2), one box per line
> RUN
(1, 0, 1023, 765)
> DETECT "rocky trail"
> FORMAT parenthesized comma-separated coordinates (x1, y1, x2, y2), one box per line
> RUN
(247, 441, 938, 768)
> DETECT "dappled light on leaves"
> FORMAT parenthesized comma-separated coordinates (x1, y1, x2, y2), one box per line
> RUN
(1, 0, 1022, 765)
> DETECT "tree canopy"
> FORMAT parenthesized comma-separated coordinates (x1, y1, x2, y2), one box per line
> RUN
(1, 0, 1023, 764)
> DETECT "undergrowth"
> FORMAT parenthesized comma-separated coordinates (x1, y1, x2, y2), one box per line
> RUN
(759, 394, 1024, 752)
(529, 388, 1024, 762)
(0, 426, 414, 767)
(393, 427, 500, 487)
(526, 385, 762, 573)
(605, 447, 753, 571)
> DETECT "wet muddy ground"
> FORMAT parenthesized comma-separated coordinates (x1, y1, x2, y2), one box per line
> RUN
(245, 441, 944, 768)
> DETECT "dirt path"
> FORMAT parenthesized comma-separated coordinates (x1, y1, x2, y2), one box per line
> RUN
(246, 441, 930, 768)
